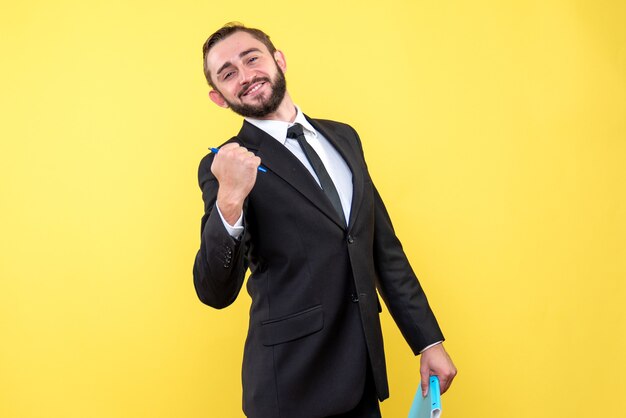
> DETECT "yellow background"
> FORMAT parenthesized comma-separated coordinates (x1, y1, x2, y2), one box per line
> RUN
(1, 1, 625, 417)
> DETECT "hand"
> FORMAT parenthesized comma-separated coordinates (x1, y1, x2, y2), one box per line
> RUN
(420, 343, 457, 396)
(211, 143, 261, 224)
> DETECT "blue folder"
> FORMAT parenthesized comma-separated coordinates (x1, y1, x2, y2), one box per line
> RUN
(408, 375, 441, 418)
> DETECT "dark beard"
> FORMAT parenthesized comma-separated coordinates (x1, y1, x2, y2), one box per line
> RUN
(225, 66, 287, 118)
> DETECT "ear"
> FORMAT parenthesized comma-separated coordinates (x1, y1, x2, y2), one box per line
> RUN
(208, 90, 229, 108)
(274, 50, 287, 72)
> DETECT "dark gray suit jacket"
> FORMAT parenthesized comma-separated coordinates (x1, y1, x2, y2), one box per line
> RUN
(193, 117, 444, 418)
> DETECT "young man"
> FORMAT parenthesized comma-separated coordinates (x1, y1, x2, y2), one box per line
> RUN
(194, 23, 456, 418)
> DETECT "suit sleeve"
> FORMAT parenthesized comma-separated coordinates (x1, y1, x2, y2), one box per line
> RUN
(192, 153, 248, 309)
(371, 185, 445, 354)
(350, 126, 445, 354)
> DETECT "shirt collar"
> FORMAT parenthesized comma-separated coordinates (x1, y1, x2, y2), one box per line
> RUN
(245, 105, 317, 145)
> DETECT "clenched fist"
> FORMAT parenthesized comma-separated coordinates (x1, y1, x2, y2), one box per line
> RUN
(211, 143, 261, 225)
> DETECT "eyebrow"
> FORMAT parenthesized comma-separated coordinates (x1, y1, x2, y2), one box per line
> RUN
(216, 48, 263, 77)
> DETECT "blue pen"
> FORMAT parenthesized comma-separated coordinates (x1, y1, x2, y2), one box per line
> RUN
(210, 147, 268, 173)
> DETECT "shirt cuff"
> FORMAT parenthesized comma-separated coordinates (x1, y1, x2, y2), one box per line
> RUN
(215, 203, 244, 239)
(419, 341, 443, 354)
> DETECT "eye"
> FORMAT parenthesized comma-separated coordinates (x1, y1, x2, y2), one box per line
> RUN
(248, 56, 259, 64)
(223, 71, 235, 80)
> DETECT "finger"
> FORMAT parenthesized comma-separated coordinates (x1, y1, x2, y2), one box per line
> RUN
(240, 152, 258, 168)
(242, 154, 260, 166)
(220, 146, 250, 163)
(439, 377, 449, 395)
(438, 369, 457, 395)
(218, 144, 248, 159)
(219, 142, 243, 151)
(226, 146, 248, 157)
(420, 368, 430, 397)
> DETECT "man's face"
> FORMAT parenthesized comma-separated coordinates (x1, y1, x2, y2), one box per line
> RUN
(205, 31, 287, 118)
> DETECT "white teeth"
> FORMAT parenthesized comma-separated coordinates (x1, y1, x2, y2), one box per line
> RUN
(246, 83, 263, 95)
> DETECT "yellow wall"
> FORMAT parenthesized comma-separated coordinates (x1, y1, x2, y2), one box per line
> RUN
(1, 1, 624, 417)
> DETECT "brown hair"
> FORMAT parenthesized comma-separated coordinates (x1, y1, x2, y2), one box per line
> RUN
(202, 22, 277, 87)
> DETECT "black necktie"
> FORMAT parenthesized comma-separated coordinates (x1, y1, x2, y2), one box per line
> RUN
(287, 124, 347, 226)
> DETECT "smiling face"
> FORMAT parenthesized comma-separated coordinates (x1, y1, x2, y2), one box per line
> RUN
(205, 31, 288, 118)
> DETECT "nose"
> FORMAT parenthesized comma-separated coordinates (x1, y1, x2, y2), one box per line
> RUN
(239, 66, 256, 84)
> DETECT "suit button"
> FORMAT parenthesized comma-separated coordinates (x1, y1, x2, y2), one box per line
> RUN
(347, 235, 354, 244)
(350, 293, 359, 303)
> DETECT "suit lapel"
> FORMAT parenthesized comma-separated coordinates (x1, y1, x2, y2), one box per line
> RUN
(237, 121, 346, 229)
(306, 117, 365, 230)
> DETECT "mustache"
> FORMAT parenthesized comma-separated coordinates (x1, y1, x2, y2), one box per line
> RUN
(238, 77, 271, 98)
